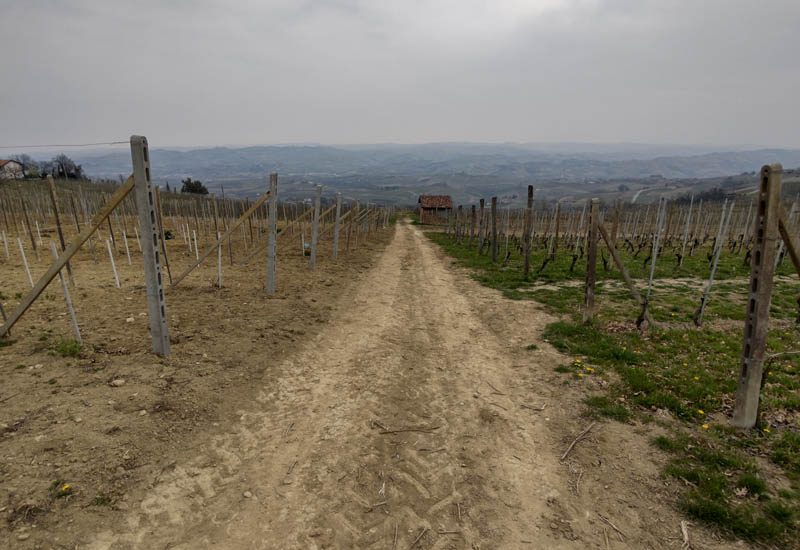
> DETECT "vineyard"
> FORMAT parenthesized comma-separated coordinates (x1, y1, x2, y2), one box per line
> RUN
(427, 167, 800, 545)
(1, 143, 800, 548)
(0, 138, 395, 547)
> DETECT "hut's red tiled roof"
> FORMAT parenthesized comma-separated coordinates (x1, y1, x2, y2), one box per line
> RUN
(418, 195, 452, 209)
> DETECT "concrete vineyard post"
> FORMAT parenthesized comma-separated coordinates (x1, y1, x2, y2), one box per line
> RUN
(131, 135, 171, 357)
(309, 185, 321, 269)
(266, 173, 278, 294)
(733, 164, 782, 428)
(583, 199, 599, 323)
(332, 192, 342, 259)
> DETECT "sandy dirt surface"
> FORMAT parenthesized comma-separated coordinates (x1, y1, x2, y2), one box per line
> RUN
(3, 221, 752, 549)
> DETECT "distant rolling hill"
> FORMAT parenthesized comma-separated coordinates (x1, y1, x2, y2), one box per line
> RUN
(70, 143, 800, 205)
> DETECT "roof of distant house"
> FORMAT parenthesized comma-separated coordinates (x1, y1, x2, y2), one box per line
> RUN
(0, 160, 22, 168)
(418, 195, 453, 209)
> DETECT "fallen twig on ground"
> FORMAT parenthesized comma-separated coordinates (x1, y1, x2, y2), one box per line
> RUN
(365, 500, 388, 512)
(486, 381, 506, 395)
(598, 513, 626, 541)
(409, 527, 428, 548)
(520, 403, 547, 411)
(379, 426, 440, 435)
(680, 520, 692, 549)
(561, 422, 597, 461)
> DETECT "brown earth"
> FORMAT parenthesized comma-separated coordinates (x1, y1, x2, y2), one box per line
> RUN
(1, 221, 754, 549)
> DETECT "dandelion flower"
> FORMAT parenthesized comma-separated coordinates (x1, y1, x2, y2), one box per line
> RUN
(702, 424, 709, 430)
(697, 409, 705, 415)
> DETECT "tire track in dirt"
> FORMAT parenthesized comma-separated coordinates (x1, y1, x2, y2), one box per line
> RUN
(88, 221, 578, 549)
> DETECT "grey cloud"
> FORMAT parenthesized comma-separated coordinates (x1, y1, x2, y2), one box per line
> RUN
(0, 0, 798, 148)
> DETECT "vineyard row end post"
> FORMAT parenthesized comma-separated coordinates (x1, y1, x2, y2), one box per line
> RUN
(131, 135, 171, 356)
(266, 172, 278, 294)
(732, 164, 781, 428)
(583, 198, 599, 323)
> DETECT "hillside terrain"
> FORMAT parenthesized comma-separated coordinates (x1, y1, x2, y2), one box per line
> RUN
(64, 143, 800, 205)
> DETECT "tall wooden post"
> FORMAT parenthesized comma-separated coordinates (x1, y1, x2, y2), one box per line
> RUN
(266, 173, 278, 294)
(732, 164, 782, 428)
(583, 199, 599, 323)
(309, 185, 321, 269)
(131, 136, 170, 356)
(477, 199, 485, 252)
(456, 205, 463, 243)
(491, 197, 498, 262)
(469, 205, 476, 245)
(47, 175, 73, 283)
(332, 192, 342, 259)
(523, 186, 534, 277)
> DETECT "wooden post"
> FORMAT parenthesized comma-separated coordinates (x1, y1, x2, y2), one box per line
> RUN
(20, 197, 38, 260)
(778, 206, 800, 276)
(131, 136, 170, 356)
(477, 199, 485, 251)
(469, 204, 476, 245)
(309, 185, 321, 269)
(1, 230, 8, 260)
(523, 186, 534, 277)
(332, 192, 342, 259)
(266, 173, 278, 294)
(50, 243, 81, 344)
(0, 177, 135, 337)
(598, 224, 652, 326)
(47, 176, 73, 283)
(679, 195, 694, 266)
(456, 205, 463, 243)
(491, 197, 498, 262)
(583, 199, 599, 323)
(732, 164, 782, 428)
(217, 231, 223, 288)
(153, 188, 172, 284)
(170, 189, 271, 288)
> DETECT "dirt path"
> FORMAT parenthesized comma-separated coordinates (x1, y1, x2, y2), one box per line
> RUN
(86, 221, 742, 549)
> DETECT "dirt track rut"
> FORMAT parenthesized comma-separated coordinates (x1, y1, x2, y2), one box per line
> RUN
(87, 221, 587, 549)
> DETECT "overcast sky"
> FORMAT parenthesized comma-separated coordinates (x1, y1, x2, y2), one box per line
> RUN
(1, 0, 798, 149)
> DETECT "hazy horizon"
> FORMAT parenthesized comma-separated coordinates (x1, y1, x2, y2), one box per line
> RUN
(2, 1, 799, 149)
